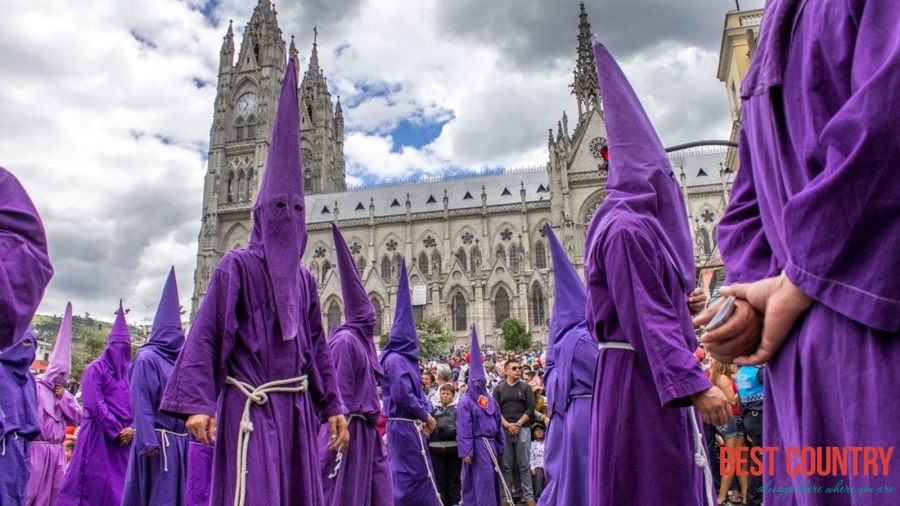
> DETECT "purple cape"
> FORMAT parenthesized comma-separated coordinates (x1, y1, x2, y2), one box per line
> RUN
(160, 56, 345, 506)
(457, 326, 505, 506)
(538, 225, 597, 506)
(58, 304, 134, 506)
(122, 268, 188, 506)
(0, 167, 53, 350)
(379, 261, 440, 506)
(584, 41, 713, 506)
(317, 224, 391, 506)
(0, 328, 39, 505)
(28, 303, 84, 506)
(718, 1, 900, 501)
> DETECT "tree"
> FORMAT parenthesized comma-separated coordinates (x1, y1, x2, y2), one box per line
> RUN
(415, 317, 456, 359)
(500, 317, 531, 352)
(71, 326, 108, 380)
(378, 332, 390, 350)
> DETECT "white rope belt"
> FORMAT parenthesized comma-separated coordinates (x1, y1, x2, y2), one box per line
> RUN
(1, 433, 19, 456)
(156, 429, 188, 472)
(388, 417, 442, 505)
(328, 413, 367, 479)
(570, 394, 592, 400)
(226, 375, 309, 506)
(30, 441, 57, 444)
(481, 437, 512, 503)
(596, 340, 715, 506)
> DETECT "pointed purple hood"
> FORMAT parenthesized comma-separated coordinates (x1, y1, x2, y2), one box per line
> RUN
(464, 325, 496, 415)
(587, 38, 695, 290)
(101, 300, 133, 379)
(380, 260, 419, 362)
(140, 267, 185, 363)
(0, 167, 54, 350)
(43, 302, 73, 385)
(246, 56, 307, 341)
(546, 224, 586, 355)
(0, 326, 39, 440)
(332, 223, 383, 376)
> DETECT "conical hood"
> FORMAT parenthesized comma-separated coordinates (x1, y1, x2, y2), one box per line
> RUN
(546, 224, 586, 352)
(246, 55, 307, 341)
(101, 300, 132, 379)
(0, 167, 54, 350)
(587, 38, 695, 289)
(332, 223, 382, 375)
(142, 267, 185, 363)
(381, 260, 418, 361)
(464, 324, 495, 414)
(0, 326, 37, 380)
(43, 302, 73, 385)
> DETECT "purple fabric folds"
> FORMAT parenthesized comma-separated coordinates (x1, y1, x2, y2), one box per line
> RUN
(0, 327, 39, 506)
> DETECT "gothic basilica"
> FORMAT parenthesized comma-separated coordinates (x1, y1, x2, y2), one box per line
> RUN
(192, 1, 732, 345)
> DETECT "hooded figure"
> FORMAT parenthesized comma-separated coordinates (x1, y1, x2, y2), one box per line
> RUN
(0, 328, 39, 506)
(160, 55, 346, 506)
(58, 302, 135, 506)
(0, 167, 54, 351)
(457, 325, 505, 506)
(317, 224, 392, 506)
(584, 40, 718, 506)
(711, 2, 900, 504)
(121, 268, 188, 506)
(27, 303, 84, 506)
(536, 225, 597, 506)
(379, 261, 441, 506)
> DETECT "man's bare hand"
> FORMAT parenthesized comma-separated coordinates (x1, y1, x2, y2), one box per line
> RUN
(690, 387, 731, 426)
(186, 414, 217, 446)
(695, 297, 763, 363)
(116, 427, 135, 446)
(54, 384, 64, 399)
(688, 287, 708, 315)
(145, 448, 160, 458)
(463, 456, 473, 465)
(425, 415, 437, 437)
(722, 273, 813, 365)
(326, 415, 349, 452)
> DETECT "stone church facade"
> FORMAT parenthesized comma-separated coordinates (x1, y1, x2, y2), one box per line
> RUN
(192, 1, 732, 346)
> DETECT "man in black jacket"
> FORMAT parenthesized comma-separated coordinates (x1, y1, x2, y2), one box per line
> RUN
(492, 358, 535, 506)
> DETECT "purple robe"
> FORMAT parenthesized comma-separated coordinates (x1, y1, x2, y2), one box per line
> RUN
(380, 261, 441, 506)
(317, 224, 391, 506)
(58, 303, 134, 506)
(0, 167, 53, 351)
(0, 329, 39, 506)
(457, 326, 505, 506)
(185, 439, 213, 506)
(28, 303, 84, 506)
(585, 41, 714, 506)
(717, 2, 900, 503)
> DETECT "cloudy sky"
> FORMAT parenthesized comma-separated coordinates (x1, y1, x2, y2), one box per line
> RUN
(1, 0, 765, 325)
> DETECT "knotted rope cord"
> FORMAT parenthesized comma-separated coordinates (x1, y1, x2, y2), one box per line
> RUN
(481, 437, 513, 502)
(155, 429, 188, 472)
(1, 433, 18, 456)
(226, 375, 309, 506)
(388, 417, 442, 505)
(598, 341, 715, 506)
(328, 413, 366, 479)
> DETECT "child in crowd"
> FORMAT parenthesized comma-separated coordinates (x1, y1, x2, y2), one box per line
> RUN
(530, 423, 546, 499)
(430, 383, 462, 506)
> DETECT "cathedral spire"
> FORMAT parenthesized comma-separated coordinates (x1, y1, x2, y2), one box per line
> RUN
(289, 34, 298, 61)
(571, 3, 601, 119)
(308, 27, 320, 76)
(220, 20, 234, 73)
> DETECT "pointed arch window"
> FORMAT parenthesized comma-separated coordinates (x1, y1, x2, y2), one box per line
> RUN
(356, 257, 367, 277)
(372, 297, 383, 336)
(226, 171, 236, 203)
(699, 228, 712, 256)
(496, 245, 506, 264)
(247, 116, 257, 139)
(381, 256, 392, 283)
(531, 284, 546, 327)
(534, 242, 547, 270)
(237, 170, 247, 202)
(451, 291, 468, 332)
(235, 118, 245, 140)
(509, 244, 520, 272)
(455, 248, 468, 271)
(246, 169, 256, 201)
(418, 252, 429, 275)
(470, 247, 481, 272)
(393, 254, 402, 282)
(494, 287, 510, 328)
(310, 262, 320, 283)
(327, 302, 341, 334)
(321, 260, 332, 281)
(432, 251, 442, 275)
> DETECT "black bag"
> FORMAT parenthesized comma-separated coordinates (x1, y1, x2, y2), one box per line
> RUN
(432, 406, 457, 441)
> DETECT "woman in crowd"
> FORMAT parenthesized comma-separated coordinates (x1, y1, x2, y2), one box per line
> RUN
(710, 361, 747, 505)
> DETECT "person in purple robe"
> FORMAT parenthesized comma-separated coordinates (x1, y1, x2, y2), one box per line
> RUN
(318, 223, 392, 506)
(185, 437, 213, 506)
(0, 328, 40, 506)
(122, 267, 188, 506)
(536, 224, 597, 506)
(583, 39, 732, 506)
(380, 260, 441, 506)
(457, 325, 506, 506)
(0, 167, 54, 353)
(58, 301, 135, 506)
(27, 302, 84, 506)
(159, 54, 348, 506)
(695, 2, 900, 503)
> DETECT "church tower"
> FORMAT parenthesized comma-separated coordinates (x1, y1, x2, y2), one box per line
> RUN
(191, 0, 346, 316)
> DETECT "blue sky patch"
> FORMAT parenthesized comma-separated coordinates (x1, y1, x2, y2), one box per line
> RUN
(390, 117, 449, 152)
